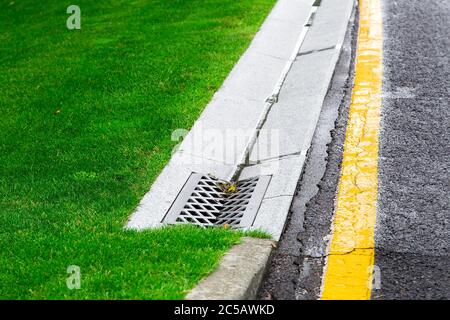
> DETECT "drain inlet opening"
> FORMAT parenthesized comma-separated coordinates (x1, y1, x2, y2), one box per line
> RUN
(162, 173, 271, 228)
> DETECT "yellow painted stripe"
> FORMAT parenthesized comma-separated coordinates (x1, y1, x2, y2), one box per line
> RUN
(321, 0, 382, 300)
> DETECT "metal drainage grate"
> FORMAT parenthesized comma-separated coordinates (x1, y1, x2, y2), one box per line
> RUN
(163, 173, 271, 228)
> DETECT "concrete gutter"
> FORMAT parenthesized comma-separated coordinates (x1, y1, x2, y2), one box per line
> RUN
(126, 0, 355, 300)
(184, 0, 357, 300)
(244, 0, 355, 240)
(127, 0, 355, 240)
(126, 0, 316, 232)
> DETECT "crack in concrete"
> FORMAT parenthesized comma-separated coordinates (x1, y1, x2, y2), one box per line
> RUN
(229, 6, 318, 182)
(245, 150, 304, 165)
(298, 45, 337, 57)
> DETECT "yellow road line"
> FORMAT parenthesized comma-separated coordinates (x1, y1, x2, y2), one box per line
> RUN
(321, 0, 383, 300)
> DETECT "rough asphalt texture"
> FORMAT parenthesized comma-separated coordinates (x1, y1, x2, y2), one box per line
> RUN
(375, 0, 450, 299)
(260, 0, 449, 300)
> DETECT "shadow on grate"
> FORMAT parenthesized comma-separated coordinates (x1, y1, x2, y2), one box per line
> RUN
(162, 173, 271, 228)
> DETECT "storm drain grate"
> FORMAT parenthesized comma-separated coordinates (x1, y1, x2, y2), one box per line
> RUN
(163, 173, 271, 228)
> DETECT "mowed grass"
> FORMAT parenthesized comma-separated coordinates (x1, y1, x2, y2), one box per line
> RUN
(0, 0, 275, 299)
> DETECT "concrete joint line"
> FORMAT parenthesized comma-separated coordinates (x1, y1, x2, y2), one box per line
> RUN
(246, 150, 305, 166)
(298, 45, 338, 57)
(263, 194, 296, 200)
(305, 5, 319, 27)
(228, 6, 317, 182)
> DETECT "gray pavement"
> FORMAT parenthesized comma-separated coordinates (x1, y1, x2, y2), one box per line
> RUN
(259, 0, 450, 300)
(375, 0, 450, 299)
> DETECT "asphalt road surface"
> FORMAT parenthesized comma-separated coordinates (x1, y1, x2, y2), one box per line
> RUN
(374, 0, 450, 299)
(259, 0, 450, 300)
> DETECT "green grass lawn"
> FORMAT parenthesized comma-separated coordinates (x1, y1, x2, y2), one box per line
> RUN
(0, 0, 275, 299)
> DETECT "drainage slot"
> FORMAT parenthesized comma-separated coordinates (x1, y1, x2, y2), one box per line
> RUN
(163, 173, 271, 228)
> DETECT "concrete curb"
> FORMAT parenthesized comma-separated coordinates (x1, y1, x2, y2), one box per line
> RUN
(186, 237, 274, 300)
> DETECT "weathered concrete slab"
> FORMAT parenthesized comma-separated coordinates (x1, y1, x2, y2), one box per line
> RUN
(249, 0, 355, 163)
(176, 93, 262, 164)
(252, 196, 294, 240)
(249, 18, 306, 61)
(239, 153, 306, 199)
(219, 52, 288, 102)
(299, 0, 354, 53)
(270, 0, 315, 26)
(249, 49, 338, 162)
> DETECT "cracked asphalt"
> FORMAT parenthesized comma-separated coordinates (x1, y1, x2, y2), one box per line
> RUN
(259, 0, 450, 300)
